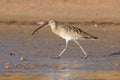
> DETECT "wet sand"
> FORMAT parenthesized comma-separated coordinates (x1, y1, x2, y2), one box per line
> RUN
(0, 71, 120, 80)
(0, 0, 120, 79)
(0, 23, 120, 79)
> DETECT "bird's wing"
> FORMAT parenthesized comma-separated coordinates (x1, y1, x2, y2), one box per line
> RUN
(67, 25, 98, 39)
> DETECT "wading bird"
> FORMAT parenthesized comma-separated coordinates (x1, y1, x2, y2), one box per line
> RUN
(32, 20, 98, 59)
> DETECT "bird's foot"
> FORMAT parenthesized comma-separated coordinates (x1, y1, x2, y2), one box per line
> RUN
(52, 56, 61, 59)
(81, 55, 88, 59)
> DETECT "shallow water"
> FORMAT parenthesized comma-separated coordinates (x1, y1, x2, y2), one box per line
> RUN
(0, 24, 120, 79)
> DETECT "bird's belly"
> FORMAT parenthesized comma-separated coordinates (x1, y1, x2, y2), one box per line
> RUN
(58, 32, 79, 40)
(53, 29, 81, 40)
(60, 34, 73, 40)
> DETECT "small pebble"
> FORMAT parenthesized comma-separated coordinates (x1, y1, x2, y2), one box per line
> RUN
(4, 63, 10, 69)
(8, 52, 14, 55)
(20, 57, 25, 61)
(58, 66, 64, 69)
(94, 24, 98, 27)
(115, 63, 119, 66)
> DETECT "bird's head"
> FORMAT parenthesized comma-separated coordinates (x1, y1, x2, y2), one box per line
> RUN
(48, 20, 57, 26)
(32, 20, 57, 35)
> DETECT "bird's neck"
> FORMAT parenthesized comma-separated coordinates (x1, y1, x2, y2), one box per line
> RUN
(50, 24, 57, 32)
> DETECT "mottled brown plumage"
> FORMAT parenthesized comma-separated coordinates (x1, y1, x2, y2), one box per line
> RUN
(32, 20, 98, 59)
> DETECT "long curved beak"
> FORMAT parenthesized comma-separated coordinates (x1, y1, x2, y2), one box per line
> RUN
(32, 21, 48, 35)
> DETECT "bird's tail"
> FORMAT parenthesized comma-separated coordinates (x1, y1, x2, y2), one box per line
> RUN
(81, 31, 98, 40)
(90, 36, 98, 40)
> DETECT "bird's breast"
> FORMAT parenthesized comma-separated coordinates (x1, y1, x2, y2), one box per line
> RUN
(53, 29, 76, 40)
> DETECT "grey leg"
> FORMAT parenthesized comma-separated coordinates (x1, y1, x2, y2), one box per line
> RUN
(57, 40, 69, 58)
(74, 40, 88, 58)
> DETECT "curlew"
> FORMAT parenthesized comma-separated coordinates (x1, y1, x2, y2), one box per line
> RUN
(32, 20, 98, 59)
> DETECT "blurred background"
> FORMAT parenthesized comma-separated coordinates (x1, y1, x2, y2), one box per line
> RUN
(0, 1, 120, 79)
(0, 0, 120, 23)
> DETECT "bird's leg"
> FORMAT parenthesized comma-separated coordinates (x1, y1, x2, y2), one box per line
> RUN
(56, 40, 69, 58)
(74, 40, 88, 59)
